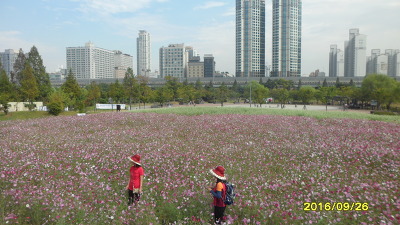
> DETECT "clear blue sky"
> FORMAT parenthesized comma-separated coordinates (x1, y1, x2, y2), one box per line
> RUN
(1, 0, 399, 76)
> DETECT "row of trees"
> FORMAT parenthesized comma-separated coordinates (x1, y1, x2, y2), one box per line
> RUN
(1, 46, 399, 115)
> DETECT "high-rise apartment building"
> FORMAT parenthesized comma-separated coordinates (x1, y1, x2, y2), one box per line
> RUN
(344, 28, 367, 77)
(66, 42, 132, 79)
(0, 49, 18, 78)
(114, 51, 134, 78)
(386, 49, 400, 77)
(137, 30, 151, 77)
(272, 0, 302, 77)
(329, 45, 344, 77)
(159, 44, 187, 79)
(236, 0, 265, 77)
(367, 49, 400, 77)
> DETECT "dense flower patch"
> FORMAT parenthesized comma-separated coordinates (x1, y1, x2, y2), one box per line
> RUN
(0, 112, 399, 224)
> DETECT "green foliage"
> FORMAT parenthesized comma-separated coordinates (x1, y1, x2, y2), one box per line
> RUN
(61, 69, 82, 110)
(27, 46, 52, 101)
(270, 88, 289, 107)
(0, 64, 12, 114)
(11, 48, 27, 84)
(362, 74, 399, 109)
(47, 90, 67, 116)
(155, 86, 174, 106)
(298, 86, 316, 105)
(20, 62, 39, 109)
(123, 68, 138, 109)
(86, 81, 101, 106)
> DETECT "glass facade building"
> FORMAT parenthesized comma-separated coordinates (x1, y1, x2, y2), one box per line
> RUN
(271, 0, 302, 77)
(236, 0, 266, 77)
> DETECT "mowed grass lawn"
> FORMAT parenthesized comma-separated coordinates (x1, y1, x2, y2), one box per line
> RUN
(0, 107, 399, 224)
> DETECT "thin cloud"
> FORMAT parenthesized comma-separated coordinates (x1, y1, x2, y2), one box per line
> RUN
(195, 2, 227, 10)
(77, 0, 155, 14)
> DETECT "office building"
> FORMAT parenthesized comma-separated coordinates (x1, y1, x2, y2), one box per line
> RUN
(236, 0, 266, 77)
(137, 30, 151, 77)
(187, 56, 204, 78)
(204, 54, 215, 78)
(66, 42, 132, 79)
(272, 0, 302, 77)
(344, 28, 367, 77)
(159, 44, 187, 79)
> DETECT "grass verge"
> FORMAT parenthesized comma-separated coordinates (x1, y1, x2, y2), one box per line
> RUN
(134, 106, 400, 123)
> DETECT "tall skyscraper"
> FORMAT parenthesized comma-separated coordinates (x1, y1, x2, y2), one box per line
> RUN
(236, 0, 265, 77)
(66, 42, 132, 79)
(344, 28, 366, 77)
(137, 30, 151, 77)
(204, 54, 215, 78)
(159, 44, 187, 79)
(329, 45, 344, 77)
(272, 0, 302, 77)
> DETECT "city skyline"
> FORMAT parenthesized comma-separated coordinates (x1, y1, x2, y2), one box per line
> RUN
(1, 0, 399, 76)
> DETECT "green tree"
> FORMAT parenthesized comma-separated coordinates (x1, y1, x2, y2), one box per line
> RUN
(165, 76, 182, 100)
(47, 89, 68, 116)
(361, 74, 398, 110)
(177, 85, 196, 104)
(318, 87, 337, 111)
(27, 46, 52, 101)
(123, 68, 138, 110)
(61, 69, 82, 110)
(109, 79, 124, 104)
(86, 81, 101, 109)
(289, 89, 300, 105)
(20, 63, 39, 110)
(217, 82, 229, 106)
(298, 86, 316, 108)
(137, 75, 150, 108)
(0, 63, 13, 114)
(270, 88, 289, 108)
(264, 78, 276, 89)
(244, 81, 269, 106)
(155, 86, 173, 107)
(11, 48, 26, 84)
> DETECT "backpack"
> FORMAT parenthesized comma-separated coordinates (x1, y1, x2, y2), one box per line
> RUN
(223, 181, 235, 205)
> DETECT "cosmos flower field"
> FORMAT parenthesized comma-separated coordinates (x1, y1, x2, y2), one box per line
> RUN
(1, 111, 399, 224)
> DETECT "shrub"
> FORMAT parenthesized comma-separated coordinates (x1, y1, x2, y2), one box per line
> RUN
(47, 91, 66, 116)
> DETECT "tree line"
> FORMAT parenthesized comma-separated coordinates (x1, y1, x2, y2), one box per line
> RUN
(1, 47, 399, 115)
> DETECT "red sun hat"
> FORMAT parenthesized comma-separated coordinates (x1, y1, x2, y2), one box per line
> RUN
(128, 154, 141, 166)
(210, 166, 226, 180)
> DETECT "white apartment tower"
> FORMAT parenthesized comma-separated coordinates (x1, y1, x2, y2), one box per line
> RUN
(114, 51, 134, 78)
(66, 42, 132, 79)
(137, 30, 151, 77)
(272, 0, 302, 77)
(344, 28, 367, 77)
(159, 44, 187, 79)
(236, 0, 266, 77)
(0, 49, 18, 78)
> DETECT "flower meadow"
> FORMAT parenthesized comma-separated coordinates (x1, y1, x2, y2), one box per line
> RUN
(0, 112, 399, 224)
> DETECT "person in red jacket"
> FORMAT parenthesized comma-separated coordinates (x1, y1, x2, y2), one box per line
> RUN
(208, 166, 227, 224)
(126, 154, 144, 206)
